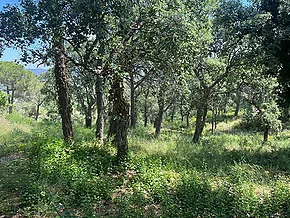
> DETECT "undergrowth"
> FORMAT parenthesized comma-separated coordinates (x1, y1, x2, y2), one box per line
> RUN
(1, 114, 290, 217)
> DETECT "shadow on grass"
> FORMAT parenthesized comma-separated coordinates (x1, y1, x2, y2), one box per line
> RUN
(0, 157, 29, 216)
(11, 119, 290, 217)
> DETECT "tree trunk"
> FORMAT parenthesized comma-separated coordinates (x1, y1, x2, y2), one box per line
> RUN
(171, 100, 176, 122)
(214, 110, 217, 130)
(85, 110, 92, 128)
(7, 85, 14, 114)
(108, 76, 129, 160)
(223, 103, 227, 113)
(211, 108, 216, 134)
(144, 89, 149, 127)
(35, 103, 41, 121)
(186, 112, 190, 128)
(234, 88, 241, 117)
(263, 125, 270, 142)
(193, 98, 208, 143)
(223, 94, 228, 114)
(193, 106, 202, 143)
(129, 72, 137, 127)
(155, 92, 165, 137)
(96, 75, 104, 145)
(180, 98, 184, 122)
(54, 39, 74, 143)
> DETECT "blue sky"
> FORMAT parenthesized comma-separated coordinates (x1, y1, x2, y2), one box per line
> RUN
(1, 0, 19, 61)
(0, 0, 19, 9)
(0, 0, 46, 69)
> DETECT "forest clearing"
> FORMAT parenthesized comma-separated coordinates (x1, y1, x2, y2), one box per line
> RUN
(0, 0, 290, 217)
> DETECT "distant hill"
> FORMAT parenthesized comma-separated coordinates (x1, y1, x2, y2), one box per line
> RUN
(26, 68, 48, 76)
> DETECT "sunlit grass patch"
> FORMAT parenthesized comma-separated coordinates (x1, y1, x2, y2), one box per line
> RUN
(0, 116, 32, 156)
(1, 114, 290, 217)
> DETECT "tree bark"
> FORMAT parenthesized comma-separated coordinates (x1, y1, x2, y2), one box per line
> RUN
(211, 108, 215, 134)
(186, 112, 190, 128)
(144, 89, 149, 127)
(7, 85, 14, 114)
(54, 39, 74, 143)
(214, 110, 217, 130)
(129, 72, 137, 127)
(155, 92, 165, 137)
(85, 108, 92, 128)
(180, 98, 184, 122)
(193, 96, 208, 143)
(35, 103, 41, 121)
(96, 75, 104, 144)
(108, 76, 129, 160)
(171, 99, 176, 122)
(234, 87, 241, 117)
(263, 125, 270, 142)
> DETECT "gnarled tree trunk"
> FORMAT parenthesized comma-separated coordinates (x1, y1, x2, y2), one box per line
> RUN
(193, 91, 209, 143)
(54, 39, 74, 143)
(108, 76, 129, 160)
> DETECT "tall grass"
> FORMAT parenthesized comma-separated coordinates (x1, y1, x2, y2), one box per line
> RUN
(1, 115, 290, 217)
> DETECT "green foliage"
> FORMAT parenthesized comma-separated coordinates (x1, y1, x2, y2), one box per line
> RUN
(241, 106, 263, 130)
(260, 102, 282, 132)
(242, 101, 282, 134)
(0, 90, 7, 112)
(0, 61, 37, 97)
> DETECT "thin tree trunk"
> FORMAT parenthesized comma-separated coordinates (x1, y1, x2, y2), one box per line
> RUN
(108, 76, 129, 160)
(211, 108, 217, 134)
(214, 110, 217, 130)
(96, 75, 104, 145)
(211, 109, 214, 134)
(186, 112, 190, 128)
(129, 72, 136, 127)
(85, 107, 92, 128)
(180, 98, 184, 122)
(223, 103, 227, 113)
(54, 39, 74, 143)
(234, 88, 241, 117)
(155, 93, 165, 137)
(35, 103, 41, 121)
(144, 89, 149, 127)
(263, 125, 270, 142)
(171, 100, 176, 122)
(7, 85, 14, 114)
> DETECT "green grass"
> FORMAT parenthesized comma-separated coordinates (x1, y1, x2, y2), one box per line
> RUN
(1, 114, 290, 217)
(0, 113, 32, 216)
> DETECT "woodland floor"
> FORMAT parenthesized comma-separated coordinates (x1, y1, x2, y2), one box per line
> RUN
(1, 113, 290, 217)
